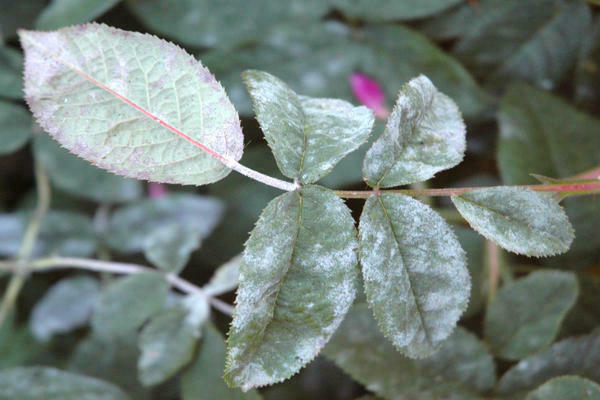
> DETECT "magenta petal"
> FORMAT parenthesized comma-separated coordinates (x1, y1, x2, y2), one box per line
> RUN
(148, 182, 167, 198)
(350, 73, 388, 117)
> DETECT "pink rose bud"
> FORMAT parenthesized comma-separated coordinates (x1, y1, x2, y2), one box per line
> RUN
(148, 182, 167, 198)
(350, 73, 389, 119)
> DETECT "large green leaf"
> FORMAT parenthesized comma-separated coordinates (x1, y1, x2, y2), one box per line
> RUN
(526, 376, 600, 400)
(29, 275, 100, 342)
(127, 0, 327, 49)
(225, 185, 359, 390)
(323, 305, 481, 400)
(106, 193, 223, 253)
(33, 132, 142, 203)
(497, 330, 600, 396)
(0, 45, 24, 99)
(358, 193, 469, 357)
(137, 302, 205, 386)
(91, 272, 169, 336)
(451, 187, 573, 257)
(497, 83, 600, 266)
(19, 24, 243, 186)
(330, 0, 463, 20)
(182, 323, 262, 400)
(205, 22, 489, 118)
(0, 100, 31, 155)
(143, 224, 201, 274)
(0, 367, 130, 400)
(243, 70, 373, 184)
(69, 332, 150, 399)
(484, 270, 578, 360)
(454, 0, 590, 89)
(36, 0, 121, 30)
(362, 75, 465, 188)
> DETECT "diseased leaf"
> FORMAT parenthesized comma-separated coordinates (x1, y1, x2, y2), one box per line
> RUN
(358, 193, 469, 357)
(362, 75, 465, 188)
(33, 132, 142, 203)
(497, 83, 600, 267)
(137, 303, 204, 386)
(243, 70, 374, 184)
(0, 367, 130, 400)
(0, 45, 24, 99)
(526, 376, 600, 400)
(203, 254, 241, 296)
(19, 23, 244, 186)
(323, 305, 481, 400)
(69, 332, 150, 399)
(182, 323, 262, 400)
(143, 224, 201, 274)
(225, 185, 359, 390)
(0, 100, 31, 155)
(127, 0, 328, 49)
(30, 276, 100, 342)
(484, 270, 579, 360)
(36, 0, 121, 30)
(330, 0, 463, 21)
(497, 330, 600, 396)
(91, 272, 169, 336)
(451, 187, 574, 257)
(106, 193, 223, 253)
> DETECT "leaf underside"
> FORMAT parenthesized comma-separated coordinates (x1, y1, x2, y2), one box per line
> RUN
(19, 23, 243, 186)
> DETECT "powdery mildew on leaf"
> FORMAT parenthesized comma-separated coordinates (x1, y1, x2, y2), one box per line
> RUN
(451, 187, 574, 257)
(358, 193, 470, 358)
(484, 270, 578, 360)
(243, 70, 374, 184)
(362, 75, 465, 188)
(225, 185, 359, 390)
(19, 23, 243, 186)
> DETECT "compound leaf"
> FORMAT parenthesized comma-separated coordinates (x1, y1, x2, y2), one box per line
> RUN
(358, 193, 469, 357)
(0, 367, 130, 400)
(20, 23, 243, 186)
(225, 185, 359, 390)
(243, 70, 374, 184)
(451, 187, 574, 257)
(484, 270, 579, 360)
(362, 75, 465, 188)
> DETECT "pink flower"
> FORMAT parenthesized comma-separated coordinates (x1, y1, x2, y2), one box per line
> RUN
(148, 182, 167, 198)
(349, 73, 389, 119)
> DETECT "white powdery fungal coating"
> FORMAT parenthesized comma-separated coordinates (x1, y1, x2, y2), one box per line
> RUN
(362, 75, 466, 188)
(19, 23, 243, 186)
(243, 70, 374, 184)
(225, 185, 359, 391)
(358, 193, 470, 358)
(451, 187, 574, 257)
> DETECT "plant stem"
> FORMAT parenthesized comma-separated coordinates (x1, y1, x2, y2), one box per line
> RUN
(13, 257, 234, 316)
(0, 162, 51, 329)
(334, 180, 600, 199)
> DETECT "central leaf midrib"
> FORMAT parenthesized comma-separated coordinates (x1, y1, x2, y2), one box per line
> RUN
(376, 195, 434, 348)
